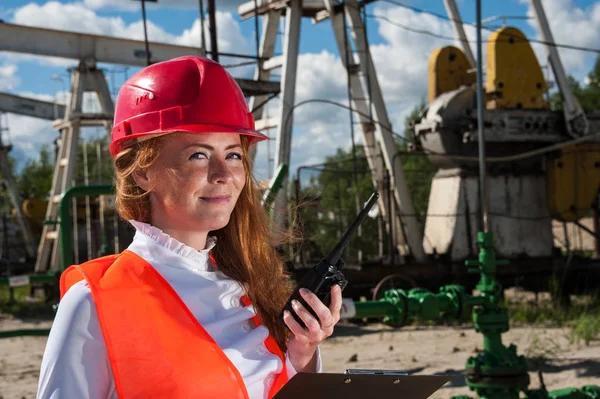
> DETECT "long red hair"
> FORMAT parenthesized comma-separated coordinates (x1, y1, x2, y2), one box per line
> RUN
(114, 135, 294, 351)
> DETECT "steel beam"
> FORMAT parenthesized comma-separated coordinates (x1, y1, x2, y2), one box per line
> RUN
(0, 92, 65, 120)
(0, 22, 204, 67)
(238, 0, 375, 20)
(237, 78, 281, 97)
(443, 0, 476, 68)
(273, 0, 302, 223)
(248, 10, 282, 162)
(239, 0, 326, 19)
(344, 0, 426, 262)
(529, 0, 589, 137)
(326, 0, 409, 257)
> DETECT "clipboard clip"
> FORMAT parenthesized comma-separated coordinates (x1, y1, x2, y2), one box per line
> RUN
(345, 369, 410, 375)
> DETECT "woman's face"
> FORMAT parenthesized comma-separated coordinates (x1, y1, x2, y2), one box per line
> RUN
(139, 132, 246, 234)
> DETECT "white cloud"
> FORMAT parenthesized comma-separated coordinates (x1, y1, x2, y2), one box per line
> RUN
(369, 4, 478, 130)
(4, 113, 57, 169)
(521, 0, 600, 79)
(254, 5, 466, 177)
(4, 0, 501, 179)
(6, 2, 170, 67)
(8, 2, 251, 69)
(2, 89, 68, 169)
(83, 0, 138, 12)
(175, 12, 250, 54)
(13, 2, 176, 42)
(4, 2, 253, 169)
(0, 63, 19, 91)
(83, 0, 243, 12)
(250, 49, 352, 177)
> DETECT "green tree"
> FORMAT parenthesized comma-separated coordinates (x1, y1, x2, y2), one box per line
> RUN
(397, 102, 437, 222)
(11, 136, 114, 202)
(295, 102, 438, 262)
(74, 135, 115, 185)
(296, 145, 382, 263)
(18, 146, 54, 200)
(0, 155, 19, 215)
(550, 55, 600, 112)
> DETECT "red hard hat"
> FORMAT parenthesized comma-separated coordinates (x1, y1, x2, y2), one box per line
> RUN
(109, 56, 268, 156)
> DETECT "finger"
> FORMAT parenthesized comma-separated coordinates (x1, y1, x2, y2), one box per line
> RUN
(291, 299, 323, 336)
(329, 285, 343, 318)
(283, 310, 310, 340)
(299, 288, 334, 329)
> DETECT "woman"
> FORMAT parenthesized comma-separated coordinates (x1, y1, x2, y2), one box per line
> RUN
(37, 56, 342, 399)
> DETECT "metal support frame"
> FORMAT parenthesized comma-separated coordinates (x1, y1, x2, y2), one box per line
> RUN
(272, 0, 303, 222)
(248, 9, 283, 163)
(340, 0, 425, 261)
(0, 115, 36, 258)
(0, 92, 65, 121)
(35, 63, 115, 273)
(529, 0, 589, 137)
(208, 0, 219, 62)
(325, 0, 408, 258)
(0, 22, 205, 67)
(443, 0, 476, 68)
(475, 0, 488, 233)
(2, 20, 282, 274)
(59, 185, 114, 272)
(245, 0, 426, 261)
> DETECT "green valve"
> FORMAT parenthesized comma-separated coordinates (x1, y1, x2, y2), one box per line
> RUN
(348, 230, 599, 399)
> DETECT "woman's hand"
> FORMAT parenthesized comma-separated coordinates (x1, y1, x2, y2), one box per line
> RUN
(283, 284, 343, 373)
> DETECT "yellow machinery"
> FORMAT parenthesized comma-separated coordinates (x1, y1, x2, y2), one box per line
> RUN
(23, 199, 47, 224)
(417, 26, 600, 260)
(428, 46, 475, 103)
(425, 27, 600, 224)
(485, 27, 548, 109)
(21, 197, 115, 229)
(547, 144, 600, 222)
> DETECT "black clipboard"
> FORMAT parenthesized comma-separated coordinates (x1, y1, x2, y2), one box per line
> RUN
(273, 371, 451, 399)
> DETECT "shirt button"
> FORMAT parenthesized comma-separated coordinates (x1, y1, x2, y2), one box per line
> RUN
(230, 297, 241, 308)
(257, 345, 268, 356)
(241, 321, 252, 332)
(265, 376, 275, 387)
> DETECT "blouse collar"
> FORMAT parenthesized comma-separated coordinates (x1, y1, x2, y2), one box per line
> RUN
(128, 220, 217, 271)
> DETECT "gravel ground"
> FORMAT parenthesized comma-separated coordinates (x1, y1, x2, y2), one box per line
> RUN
(1, 315, 598, 399)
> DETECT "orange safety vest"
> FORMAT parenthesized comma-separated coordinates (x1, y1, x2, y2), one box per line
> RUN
(59, 249, 289, 399)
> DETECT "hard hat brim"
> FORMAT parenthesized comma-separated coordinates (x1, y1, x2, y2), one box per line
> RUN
(110, 124, 269, 157)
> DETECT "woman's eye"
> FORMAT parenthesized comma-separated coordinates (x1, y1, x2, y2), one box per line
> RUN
(227, 152, 243, 160)
(189, 152, 208, 160)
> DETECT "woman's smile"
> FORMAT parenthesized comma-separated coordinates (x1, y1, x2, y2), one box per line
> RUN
(200, 195, 232, 205)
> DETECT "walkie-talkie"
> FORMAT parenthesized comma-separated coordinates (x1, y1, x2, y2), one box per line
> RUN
(281, 192, 379, 328)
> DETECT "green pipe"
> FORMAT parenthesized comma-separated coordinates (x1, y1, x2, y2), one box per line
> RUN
(261, 163, 288, 209)
(353, 300, 399, 319)
(463, 294, 489, 308)
(59, 184, 115, 272)
(0, 328, 51, 339)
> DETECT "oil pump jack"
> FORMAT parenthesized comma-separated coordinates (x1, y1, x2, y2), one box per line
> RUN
(0, 21, 280, 273)
(0, 93, 67, 264)
(0, 93, 62, 260)
(414, 0, 600, 280)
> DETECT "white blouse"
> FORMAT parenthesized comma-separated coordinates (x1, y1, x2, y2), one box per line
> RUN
(37, 220, 320, 399)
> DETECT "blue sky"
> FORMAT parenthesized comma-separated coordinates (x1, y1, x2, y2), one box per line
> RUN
(1, 0, 600, 179)
(0, 0, 553, 95)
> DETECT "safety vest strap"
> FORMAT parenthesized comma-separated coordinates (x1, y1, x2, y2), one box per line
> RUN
(240, 295, 289, 396)
(60, 250, 289, 399)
